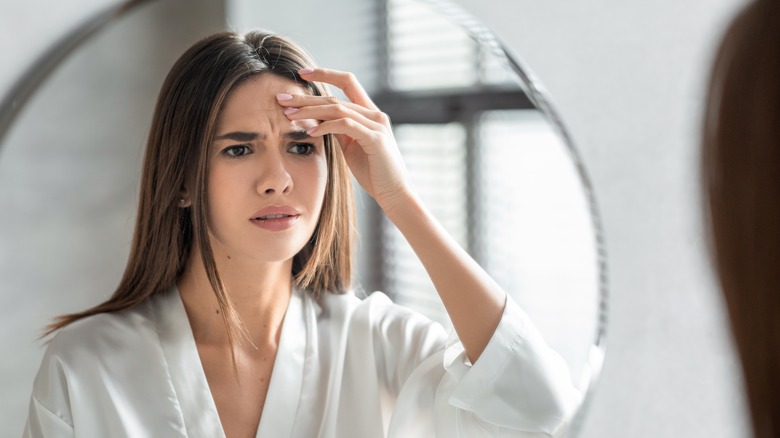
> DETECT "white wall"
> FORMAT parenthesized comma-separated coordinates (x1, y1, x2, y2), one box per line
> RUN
(0, 0, 109, 91)
(447, 0, 752, 436)
(0, 0, 225, 435)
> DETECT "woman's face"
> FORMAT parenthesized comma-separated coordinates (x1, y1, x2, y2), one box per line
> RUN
(206, 74, 327, 264)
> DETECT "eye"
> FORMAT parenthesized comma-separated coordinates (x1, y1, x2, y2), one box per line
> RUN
(222, 145, 252, 158)
(289, 143, 315, 156)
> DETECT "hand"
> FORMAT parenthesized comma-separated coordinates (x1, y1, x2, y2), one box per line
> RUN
(277, 67, 412, 214)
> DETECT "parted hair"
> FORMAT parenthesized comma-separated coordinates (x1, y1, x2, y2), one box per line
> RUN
(702, 1, 780, 437)
(45, 31, 356, 351)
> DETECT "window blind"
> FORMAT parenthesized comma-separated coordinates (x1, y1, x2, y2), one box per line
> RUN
(382, 123, 466, 327)
(381, 0, 532, 328)
(385, 0, 513, 91)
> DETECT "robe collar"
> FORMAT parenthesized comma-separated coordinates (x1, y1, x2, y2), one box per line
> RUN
(152, 286, 307, 438)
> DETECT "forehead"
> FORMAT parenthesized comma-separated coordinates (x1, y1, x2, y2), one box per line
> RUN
(217, 74, 310, 126)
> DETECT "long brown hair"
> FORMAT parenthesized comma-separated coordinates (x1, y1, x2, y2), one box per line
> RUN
(702, 1, 780, 436)
(45, 31, 356, 350)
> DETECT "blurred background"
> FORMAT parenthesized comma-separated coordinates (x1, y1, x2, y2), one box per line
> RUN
(0, 0, 750, 436)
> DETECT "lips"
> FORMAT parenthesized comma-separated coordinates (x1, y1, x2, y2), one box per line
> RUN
(250, 206, 301, 221)
(249, 206, 301, 232)
(253, 213, 297, 220)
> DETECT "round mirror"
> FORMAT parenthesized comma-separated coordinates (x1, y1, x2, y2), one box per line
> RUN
(0, 0, 606, 435)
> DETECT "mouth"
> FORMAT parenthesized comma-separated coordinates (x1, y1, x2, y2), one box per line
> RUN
(249, 212, 300, 232)
(251, 214, 300, 221)
(249, 206, 301, 231)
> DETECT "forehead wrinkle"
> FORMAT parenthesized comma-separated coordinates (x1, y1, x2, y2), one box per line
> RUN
(216, 75, 315, 136)
(214, 114, 316, 143)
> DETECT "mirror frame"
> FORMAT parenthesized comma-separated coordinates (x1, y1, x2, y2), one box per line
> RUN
(0, 0, 608, 434)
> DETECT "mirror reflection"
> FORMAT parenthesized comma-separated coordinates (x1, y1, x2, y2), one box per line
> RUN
(0, 0, 604, 436)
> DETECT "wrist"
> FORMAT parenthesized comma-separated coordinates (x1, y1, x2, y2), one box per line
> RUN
(380, 188, 425, 225)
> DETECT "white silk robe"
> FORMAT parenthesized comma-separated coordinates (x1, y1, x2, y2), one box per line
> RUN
(23, 287, 581, 437)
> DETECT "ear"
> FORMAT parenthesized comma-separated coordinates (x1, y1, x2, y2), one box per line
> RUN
(178, 188, 192, 208)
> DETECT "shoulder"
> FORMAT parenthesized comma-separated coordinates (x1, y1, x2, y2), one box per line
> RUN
(314, 289, 447, 341)
(30, 300, 160, 422)
(43, 299, 158, 370)
(316, 290, 413, 321)
(317, 289, 390, 311)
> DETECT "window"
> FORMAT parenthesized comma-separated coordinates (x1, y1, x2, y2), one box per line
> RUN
(372, 0, 538, 328)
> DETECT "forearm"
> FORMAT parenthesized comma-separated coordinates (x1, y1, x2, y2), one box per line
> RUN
(384, 192, 506, 363)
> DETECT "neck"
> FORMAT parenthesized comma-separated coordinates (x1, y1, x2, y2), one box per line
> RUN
(177, 242, 294, 349)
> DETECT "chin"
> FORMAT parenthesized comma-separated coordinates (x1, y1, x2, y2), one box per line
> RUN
(246, 241, 309, 264)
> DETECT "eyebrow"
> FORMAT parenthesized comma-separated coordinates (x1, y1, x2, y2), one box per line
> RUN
(213, 129, 312, 142)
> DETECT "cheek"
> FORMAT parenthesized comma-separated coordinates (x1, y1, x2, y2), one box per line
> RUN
(206, 165, 246, 221)
(207, 168, 229, 208)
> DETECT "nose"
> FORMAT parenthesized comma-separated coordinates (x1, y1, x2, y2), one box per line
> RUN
(257, 153, 293, 196)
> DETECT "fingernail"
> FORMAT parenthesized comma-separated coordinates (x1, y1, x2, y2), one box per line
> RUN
(307, 126, 318, 135)
(283, 108, 299, 115)
(276, 93, 293, 101)
(298, 68, 315, 75)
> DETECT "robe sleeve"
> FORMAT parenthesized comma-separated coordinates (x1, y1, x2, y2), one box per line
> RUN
(365, 293, 581, 438)
(440, 296, 581, 436)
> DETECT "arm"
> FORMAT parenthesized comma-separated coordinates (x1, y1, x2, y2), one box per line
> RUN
(382, 191, 505, 363)
(280, 67, 504, 363)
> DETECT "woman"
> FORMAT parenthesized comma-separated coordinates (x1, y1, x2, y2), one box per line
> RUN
(23, 30, 579, 437)
(702, 1, 780, 437)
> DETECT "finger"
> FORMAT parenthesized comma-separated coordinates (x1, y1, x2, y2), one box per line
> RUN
(307, 118, 381, 149)
(284, 103, 388, 132)
(278, 94, 390, 127)
(297, 67, 379, 111)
